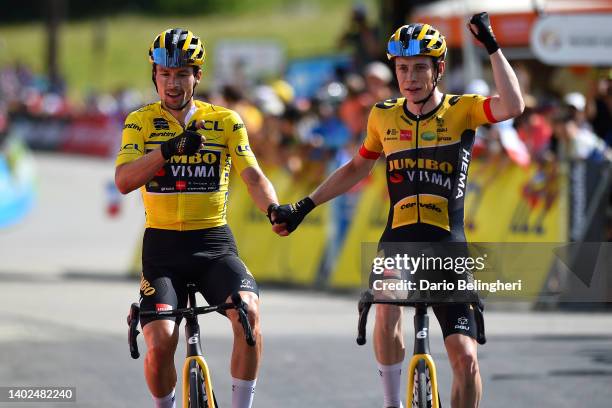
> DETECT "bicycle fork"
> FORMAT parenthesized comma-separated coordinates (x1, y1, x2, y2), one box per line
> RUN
(182, 288, 215, 408)
(406, 307, 440, 408)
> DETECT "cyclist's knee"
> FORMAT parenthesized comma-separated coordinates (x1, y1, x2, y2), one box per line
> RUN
(450, 352, 479, 380)
(143, 321, 178, 365)
(375, 304, 402, 333)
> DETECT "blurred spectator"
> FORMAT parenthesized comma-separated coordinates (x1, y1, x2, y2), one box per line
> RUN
(338, 73, 369, 141)
(515, 96, 553, 159)
(363, 61, 394, 102)
(564, 92, 591, 130)
(553, 109, 612, 162)
(337, 3, 381, 72)
(586, 70, 612, 146)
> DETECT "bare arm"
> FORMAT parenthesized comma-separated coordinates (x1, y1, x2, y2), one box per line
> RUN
(468, 14, 524, 121)
(240, 166, 278, 212)
(271, 153, 377, 236)
(115, 149, 166, 194)
(487, 50, 525, 121)
(311, 153, 377, 205)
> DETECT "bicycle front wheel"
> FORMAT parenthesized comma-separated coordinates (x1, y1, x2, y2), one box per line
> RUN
(412, 359, 431, 408)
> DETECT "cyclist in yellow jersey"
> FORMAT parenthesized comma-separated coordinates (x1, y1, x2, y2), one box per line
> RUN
(270, 14, 524, 408)
(115, 28, 279, 408)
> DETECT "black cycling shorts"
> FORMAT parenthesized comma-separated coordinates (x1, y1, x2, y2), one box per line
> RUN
(432, 303, 482, 343)
(139, 225, 259, 327)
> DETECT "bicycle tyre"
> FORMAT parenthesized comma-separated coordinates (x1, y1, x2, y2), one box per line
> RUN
(188, 360, 201, 408)
(412, 359, 430, 408)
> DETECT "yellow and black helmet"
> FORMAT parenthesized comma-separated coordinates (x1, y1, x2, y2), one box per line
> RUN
(149, 28, 205, 68)
(387, 24, 447, 61)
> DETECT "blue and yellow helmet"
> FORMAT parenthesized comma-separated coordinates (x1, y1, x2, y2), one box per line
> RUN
(149, 28, 206, 68)
(387, 24, 447, 62)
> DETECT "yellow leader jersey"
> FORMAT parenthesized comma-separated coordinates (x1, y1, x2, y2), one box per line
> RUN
(359, 94, 497, 242)
(116, 100, 259, 231)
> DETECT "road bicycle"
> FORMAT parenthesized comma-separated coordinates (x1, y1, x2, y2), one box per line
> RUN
(357, 290, 442, 408)
(128, 283, 255, 408)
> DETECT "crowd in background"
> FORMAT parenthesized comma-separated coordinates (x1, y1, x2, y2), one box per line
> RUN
(1, 6, 611, 241)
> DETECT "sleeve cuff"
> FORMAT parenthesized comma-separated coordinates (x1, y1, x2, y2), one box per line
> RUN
(483, 97, 498, 123)
(358, 145, 381, 160)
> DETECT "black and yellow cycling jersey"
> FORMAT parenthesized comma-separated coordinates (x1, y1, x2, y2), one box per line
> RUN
(116, 100, 259, 231)
(359, 94, 497, 242)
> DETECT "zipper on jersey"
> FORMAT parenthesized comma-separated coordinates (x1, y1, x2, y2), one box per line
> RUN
(415, 114, 421, 223)
(176, 123, 186, 230)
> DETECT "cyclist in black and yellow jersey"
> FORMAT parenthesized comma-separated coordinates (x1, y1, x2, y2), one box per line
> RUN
(115, 28, 279, 408)
(270, 13, 524, 408)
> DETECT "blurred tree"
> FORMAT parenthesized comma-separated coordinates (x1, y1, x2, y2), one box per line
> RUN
(0, 0, 248, 22)
(379, 0, 442, 40)
(46, 0, 66, 91)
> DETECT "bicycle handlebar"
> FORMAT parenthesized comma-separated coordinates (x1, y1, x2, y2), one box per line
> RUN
(127, 294, 255, 359)
(356, 290, 436, 346)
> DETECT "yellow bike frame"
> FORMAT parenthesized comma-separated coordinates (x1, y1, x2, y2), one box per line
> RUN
(182, 355, 214, 408)
(406, 354, 440, 408)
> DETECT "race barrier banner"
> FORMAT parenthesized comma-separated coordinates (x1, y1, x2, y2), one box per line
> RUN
(227, 166, 330, 285)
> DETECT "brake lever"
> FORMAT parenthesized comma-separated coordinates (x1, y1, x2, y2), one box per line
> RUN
(357, 290, 374, 346)
(231, 293, 256, 347)
(128, 303, 141, 359)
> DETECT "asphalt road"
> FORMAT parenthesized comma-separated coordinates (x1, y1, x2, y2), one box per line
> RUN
(1, 274, 612, 408)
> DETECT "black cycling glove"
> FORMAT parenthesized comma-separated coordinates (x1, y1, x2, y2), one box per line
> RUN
(160, 130, 202, 160)
(267, 197, 316, 233)
(469, 12, 499, 55)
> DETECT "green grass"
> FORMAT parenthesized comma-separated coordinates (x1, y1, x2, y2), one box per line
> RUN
(0, 0, 377, 100)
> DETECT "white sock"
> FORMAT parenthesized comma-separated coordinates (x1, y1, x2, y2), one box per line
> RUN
(152, 389, 176, 408)
(232, 377, 256, 408)
(378, 362, 403, 408)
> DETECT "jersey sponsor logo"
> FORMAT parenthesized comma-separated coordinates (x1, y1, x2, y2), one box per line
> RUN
(400, 115, 412, 125)
(400, 202, 442, 213)
(235, 144, 254, 156)
(385, 129, 398, 141)
(388, 158, 453, 174)
(240, 278, 255, 290)
(233, 123, 245, 132)
(389, 173, 404, 183)
(400, 130, 412, 141)
(120, 143, 141, 152)
(201, 120, 224, 131)
(169, 151, 219, 164)
(137, 103, 155, 112)
(140, 277, 156, 296)
(421, 131, 436, 141)
(153, 117, 170, 130)
(437, 135, 452, 141)
(375, 98, 398, 109)
(455, 148, 471, 199)
(150, 131, 176, 138)
(147, 150, 222, 193)
(404, 171, 453, 190)
(454, 316, 470, 331)
(155, 303, 172, 312)
(124, 123, 142, 131)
